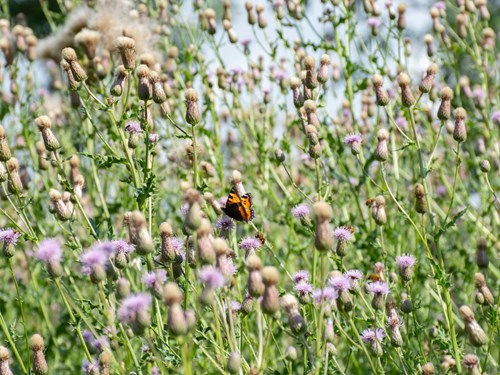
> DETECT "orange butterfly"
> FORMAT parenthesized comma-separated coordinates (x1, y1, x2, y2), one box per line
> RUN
(222, 187, 255, 222)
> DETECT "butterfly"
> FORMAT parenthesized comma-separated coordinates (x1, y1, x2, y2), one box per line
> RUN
(221, 187, 255, 222)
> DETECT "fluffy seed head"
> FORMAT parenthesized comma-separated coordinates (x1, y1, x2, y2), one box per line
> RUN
(261, 266, 279, 285)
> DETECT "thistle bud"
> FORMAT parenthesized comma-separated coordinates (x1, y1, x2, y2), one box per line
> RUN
(371, 195, 387, 226)
(223, 20, 238, 44)
(35, 115, 60, 151)
(128, 211, 154, 255)
(304, 100, 320, 130)
(372, 74, 389, 106)
(453, 107, 467, 143)
(421, 363, 434, 375)
(0, 346, 13, 375)
(303, 55, 318, 89)
(256, 3, 267, 28)
(437, 87, 453, 121)
(49, 189, 71, 221)
(61, 47, 87, 82)
(281, 294, 307, 334)
(375, 128, 389, 162)
(116, 36, 136, 69)
(246, 255, 265, 297)
(184, 189, 202, 232)
(419, 64, 438, 93)
(245, 2, 256, 25)
(481, 27, 495, 51)
(226, 351, 241, 374)
(474, 273, 494, 305)
(290, 77, 304, 108)
(397, 3, 406, 30)
(414, 184, 427, 214)
(424, 34, 434, 57)
(462, 354, 480, 375)
(477, 0, 490, 20)
(0, 125, 11, 161)
(285, 345, 298, 362)
(476, 237, 488, 269)
(116, 277, 130, 299)
(397, 72, 415, 107)
(75, 28, 101, 60)
(98, 351, 111, 375)
(317, 54, 330, 84)
(197, 220, 215, 265)
(35, 141, 49, 170)
(136, 64, 152, 101)
(459, 305, 488, 347)
(30, 334, 48, 375)
(205, 8, 217, 34)
(312, 202, 333, 252)
(110, 65, 128, 96)
(6, 158, 23, 194)
(185, 88, 200, 125)
(261, 266, 280, 315)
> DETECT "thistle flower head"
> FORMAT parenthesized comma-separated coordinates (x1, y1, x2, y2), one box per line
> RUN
(312, 287, 337, 305)
(80, 246, 108, 275)
(294, 282, 313, 295)
(396, 254, 416, 268)
(0, 229, 20, 246)
(239, 237, 262, 252)
(117, 293, 152, 324)
(345, 269, 363, 280)
(333, 227, 353, 242)
(292, 270, 310, 283)
(292, 204, 310, 219)
(35, 238, 62, 264)
(216, 216, 235, 231)
(367, 281, 389, 295)
(329, 276, 351, 291)
(142, 270, 167, 288)
(199, 266, 226, 289)
(344, 134, 363, 146)
(125, 120, 142, 133)
(360, 328, 385, 343)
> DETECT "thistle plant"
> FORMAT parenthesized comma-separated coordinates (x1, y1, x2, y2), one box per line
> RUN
(0, 1, 498, 374)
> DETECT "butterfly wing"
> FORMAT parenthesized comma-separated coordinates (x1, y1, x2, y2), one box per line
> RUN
(222, 187, 254, 222)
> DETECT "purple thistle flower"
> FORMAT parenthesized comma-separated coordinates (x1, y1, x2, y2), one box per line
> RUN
(329, 276, 351, 292)
(312, 287, 338, 305)
(81, 330, 94, 345)
(292, 270, 310, 283)
(295, 282, 313, 296)
(112, 239, 134, 255)
(395, 116, 407, 129)
(216, 216, 235, 231)
(360, 328, 385, 343)
(93, 336, 109, 351)
(229, 301, 241, 313)
(240, 38, 252, 48)
(473, 88, 486, 100)
(80, 247, 108, 275)
(395, 254, 416, 269)
(333, 227, 353, 242)
(0, 228, 21, 246)
(117, 293, 152, 324)
(181, 202, 189, 215)
(292, 204, 310, 219)
(239, 237, 262, 252)
(35, 238, 63, 264)
(227, 258, 237, 275)
(82, 360, 99, 374)
(366, 281, 390, 295)
(149, 133, 160, 144)
(345, 269, 363, 281)
(434, 1, 446, 10)
(275, 70, 287, 81)
(142, 270, 167, 288)
(199, 266, 226, 289)
(125, 120, 142, 133)
(491, 110, 500, 125)
(171, 237, 184, 252)
(367, 17, 381, 27)
(151, 367, 160, 375)
(343, 134, 363, 146)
